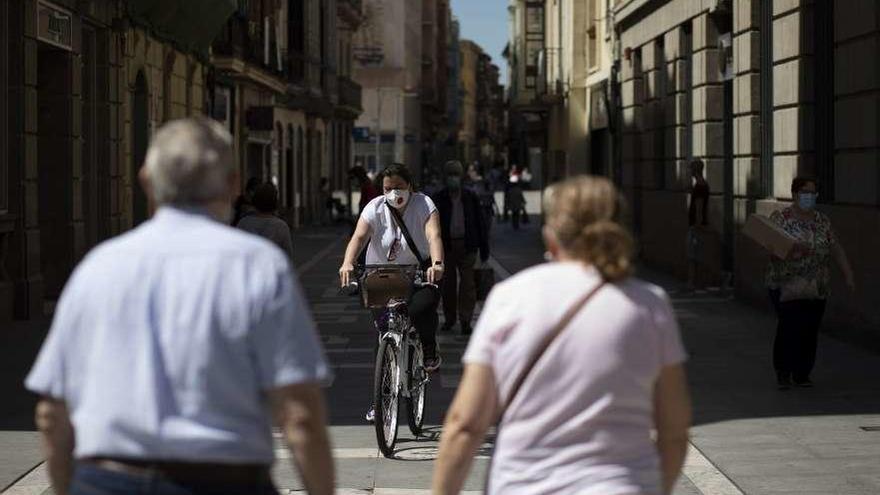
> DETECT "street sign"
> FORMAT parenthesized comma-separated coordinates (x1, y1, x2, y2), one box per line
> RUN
(353, 127, 371, 142)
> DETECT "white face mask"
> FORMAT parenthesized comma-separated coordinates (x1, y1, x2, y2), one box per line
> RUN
(385, 189, 411, 209)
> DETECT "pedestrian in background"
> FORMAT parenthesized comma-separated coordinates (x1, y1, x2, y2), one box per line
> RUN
(25, 118, 334, 495)
(237, 182, 294, 259)
(434, 176, 691, 495)
(349, 165, 379, 214)
(686, 159, 710, 292)
(432, 161, 490, 335)
(766, 176, 855, 390)
(232, 176, 260, 225)
(505, 175, 526, 230)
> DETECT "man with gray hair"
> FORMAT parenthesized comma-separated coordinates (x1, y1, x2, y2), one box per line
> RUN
(25, 117, 335, 495)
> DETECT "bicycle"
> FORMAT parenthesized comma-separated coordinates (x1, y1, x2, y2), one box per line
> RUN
(343, 264, 434, 458)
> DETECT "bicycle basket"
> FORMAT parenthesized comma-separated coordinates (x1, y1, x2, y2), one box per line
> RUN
(362, 268, 413, 308)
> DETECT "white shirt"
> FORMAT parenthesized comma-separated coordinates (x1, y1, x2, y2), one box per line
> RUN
(25, 207, 331, 464)
(464, 262, 686, 495)
(360, 193, 437, 266)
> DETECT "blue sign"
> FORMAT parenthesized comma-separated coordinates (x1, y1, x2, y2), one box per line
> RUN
(353, 127, 371, 141)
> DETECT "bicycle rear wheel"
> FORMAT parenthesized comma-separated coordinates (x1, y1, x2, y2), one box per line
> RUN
(374, 338, 400, 458)
(406, 338, 427, 436)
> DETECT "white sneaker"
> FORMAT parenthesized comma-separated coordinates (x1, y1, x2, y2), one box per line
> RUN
(365, 406, 375, 423)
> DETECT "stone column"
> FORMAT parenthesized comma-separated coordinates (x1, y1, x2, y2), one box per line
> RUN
(833, 0, 880, 205)
(8, 0, 44, 318)
(664, 26, 689, 191)
(771, 1, 815, 198)
(733, 0, 762, 204)
(619, 45, 644, 220)
(640, 40, 664, 191)
(691, 12, 725, 207)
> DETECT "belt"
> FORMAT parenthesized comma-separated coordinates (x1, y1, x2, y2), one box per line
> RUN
(80, 457, 271, 485)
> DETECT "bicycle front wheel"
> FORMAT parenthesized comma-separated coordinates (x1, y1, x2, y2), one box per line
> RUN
(374, 338, 400, 458)
(406, 338, 427, 436)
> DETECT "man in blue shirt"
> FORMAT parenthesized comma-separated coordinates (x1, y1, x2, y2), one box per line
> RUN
(25, 117, 334, 495)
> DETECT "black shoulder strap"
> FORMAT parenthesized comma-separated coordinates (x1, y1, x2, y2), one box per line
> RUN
(386, 201, 428, 268)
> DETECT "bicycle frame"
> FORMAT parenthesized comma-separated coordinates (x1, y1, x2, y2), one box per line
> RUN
(378, 301, 428, 400)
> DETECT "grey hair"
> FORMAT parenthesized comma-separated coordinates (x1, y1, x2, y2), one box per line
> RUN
(143, 117, 235, 206)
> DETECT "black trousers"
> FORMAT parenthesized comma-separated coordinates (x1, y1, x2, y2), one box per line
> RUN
(769, 290, 827, 380)
(373, 285, 439, 356)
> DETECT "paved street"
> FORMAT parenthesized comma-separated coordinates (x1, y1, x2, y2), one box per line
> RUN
(4, 217, 880, 494)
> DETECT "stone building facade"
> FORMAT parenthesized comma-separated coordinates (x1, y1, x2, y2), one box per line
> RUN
(506, 0, 614, 188)
(0, 0, 227, 323)
(612, 0, 880, 341)
(212, 0, 363, 228)
(352, 0, 426, 179)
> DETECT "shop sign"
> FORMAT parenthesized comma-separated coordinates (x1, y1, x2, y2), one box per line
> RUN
(37, 1, 73, 51)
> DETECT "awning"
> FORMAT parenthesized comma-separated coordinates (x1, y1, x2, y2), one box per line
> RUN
(127, 0, 237, 54)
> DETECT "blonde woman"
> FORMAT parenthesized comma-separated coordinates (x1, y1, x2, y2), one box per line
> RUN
(433, 176, 692, 495)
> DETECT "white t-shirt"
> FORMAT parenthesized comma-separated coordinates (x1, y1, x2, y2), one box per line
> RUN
(464, 262, 687, 495)
(360, 193, 437, 266)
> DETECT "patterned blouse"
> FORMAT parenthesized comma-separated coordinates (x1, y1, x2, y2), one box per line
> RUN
(765, 207, 836, 299)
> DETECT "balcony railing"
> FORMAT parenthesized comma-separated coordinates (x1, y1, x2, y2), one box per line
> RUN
(213, 16, 285, 78)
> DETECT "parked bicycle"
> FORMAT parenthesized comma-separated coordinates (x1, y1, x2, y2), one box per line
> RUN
(343, 264, 434, 457)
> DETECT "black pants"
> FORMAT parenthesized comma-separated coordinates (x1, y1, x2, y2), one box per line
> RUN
(769, 290, 827, 380)
(373, 285, 439, 357)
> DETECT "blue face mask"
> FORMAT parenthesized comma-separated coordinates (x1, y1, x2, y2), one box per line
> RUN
(798, 192, 817, 210)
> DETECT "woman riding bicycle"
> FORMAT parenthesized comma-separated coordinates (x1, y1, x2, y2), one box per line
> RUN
(339, 163, 445, 419)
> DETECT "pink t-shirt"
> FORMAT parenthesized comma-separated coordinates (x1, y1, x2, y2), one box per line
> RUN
(464, 262, 687, 495)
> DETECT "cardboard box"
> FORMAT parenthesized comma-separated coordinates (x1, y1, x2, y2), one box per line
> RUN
(742, 214, 797, 259)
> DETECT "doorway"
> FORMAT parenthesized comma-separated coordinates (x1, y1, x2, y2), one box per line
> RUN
(590, 128, 609, 177)
(132, 71, 149, 226)
(37, 43, 74, 299)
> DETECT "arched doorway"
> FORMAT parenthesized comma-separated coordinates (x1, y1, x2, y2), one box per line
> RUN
(132, 71, 149, 226)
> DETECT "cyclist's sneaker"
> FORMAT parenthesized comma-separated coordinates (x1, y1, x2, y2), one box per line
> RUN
(424, 354, 442, 373)
(365, 406, 375, 423)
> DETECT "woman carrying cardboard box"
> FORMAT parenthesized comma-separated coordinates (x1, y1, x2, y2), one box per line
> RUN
(766, 177, 855, 390)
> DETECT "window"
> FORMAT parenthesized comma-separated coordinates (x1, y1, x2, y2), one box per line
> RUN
(683, 23, 693, 165)
(760, 0, 774, 197)
(525, 2, 544, 34)
(815, 0, 834, 201)
(0, 1, 7, 213)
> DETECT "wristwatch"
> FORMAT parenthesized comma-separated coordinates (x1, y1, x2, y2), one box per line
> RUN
(434, 261, 444, 267)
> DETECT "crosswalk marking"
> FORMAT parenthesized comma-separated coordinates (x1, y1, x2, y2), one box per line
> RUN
(682, 444, 745, 495)
(3, 462, 48, 495)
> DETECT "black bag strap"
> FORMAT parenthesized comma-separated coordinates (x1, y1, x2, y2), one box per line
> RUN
(386, 201, 428, 268)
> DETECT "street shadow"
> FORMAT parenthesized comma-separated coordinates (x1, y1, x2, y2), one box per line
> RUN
(488, 224, 880, 431)
(389, 425, 495, 462)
